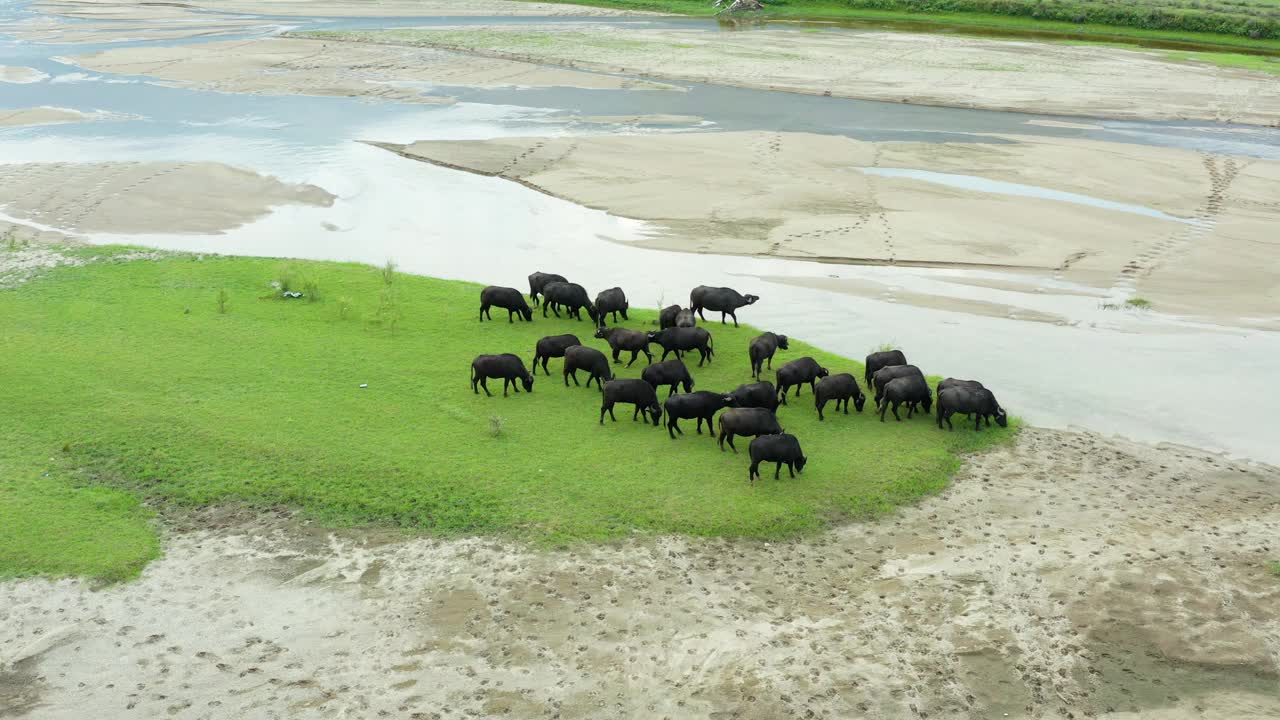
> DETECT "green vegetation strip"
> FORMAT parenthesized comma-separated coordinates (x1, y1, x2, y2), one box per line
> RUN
(522, 0, 1280, 46)
(1, 252, 1014, 581)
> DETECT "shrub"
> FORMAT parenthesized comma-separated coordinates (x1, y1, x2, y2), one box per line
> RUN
(375, 287, 403, 332)
(217, 288, 229, 314)
(382, 259, 398, 287)
(302, 274, 322, 303)
(488, 415, 505, 438)
(337, 295, 353, 320)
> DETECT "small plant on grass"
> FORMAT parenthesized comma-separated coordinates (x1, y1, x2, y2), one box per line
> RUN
(2, 230, 15, 251)
(870, 341, 899, 353)
(1269, 560, 1280, 578)
(375, 287, 403, 332)
(381, 259, 398, 287)
(302, 274, 322, 303)
(216, 288, 229, 314)
(337, 295, 353, 320)
(488, 415, 505, 438)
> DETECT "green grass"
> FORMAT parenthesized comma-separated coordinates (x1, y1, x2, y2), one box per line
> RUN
(1125, 297, 1153, 309)
(527, 0, 1280, 46)
(1269, 560, 1280, 578)
(1161, 48, 1280, 73)
(1, 252, 1015, 580)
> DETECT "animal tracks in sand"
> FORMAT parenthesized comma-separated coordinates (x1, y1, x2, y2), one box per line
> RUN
(3, 428, 1277, 718)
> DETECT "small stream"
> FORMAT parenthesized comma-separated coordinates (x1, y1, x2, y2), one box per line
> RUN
(3, 2, 1280, 462)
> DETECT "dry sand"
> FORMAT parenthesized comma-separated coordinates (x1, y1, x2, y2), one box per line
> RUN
(0, 107, 110, 128)
(67, 37, 680, 104)
(0, 162, 334, 235)
(306, 25, 1280, 127)
(4, 428, 1277, 718)
(375, 131, 1280, 326)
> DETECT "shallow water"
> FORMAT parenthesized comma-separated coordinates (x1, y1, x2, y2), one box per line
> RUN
(3, 2, 1280, 462)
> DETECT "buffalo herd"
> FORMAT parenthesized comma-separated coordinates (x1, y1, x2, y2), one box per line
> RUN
(473, 273, 1009, 483)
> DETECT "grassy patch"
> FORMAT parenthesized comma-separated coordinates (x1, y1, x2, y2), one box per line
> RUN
(1161, 49, 1280, 73)
(522, 0, 1280, 46)
(1, 252, 1015, 579)
(1269, 560, 1280, 577)
(1125, 297, 1153, 309)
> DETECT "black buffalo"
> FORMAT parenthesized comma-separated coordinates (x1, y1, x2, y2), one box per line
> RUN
(864, 349, 908, 386)
(531, 334, 580, 375)
(775, 357, 829, 405)
(937, 387, 1008, 431)
(748, 332, 789, 379)
(595, 326, 653, 367)
(641, 359, 694, 397)
(871, 365, 925, 403)
(470, 354, 534, 397)
(664, 391, 735, 440)
(600, 379, 662, 426)
(541, 281, 596, 322)
(689, 286, 759, 327)
(676, 308, 696, 327)
(646, 327, 714, 367)
(937, 378, 985, 394)
(729, 381, 780, 413)
(563, 345, 613, 390)
(814, 373, 866, 420)
(528, 271, 566, 307)
(659, 305, 682, 329)
(748, 434, 807, 484)
(878, 375, 933, 422)
(718, 407, 783, 454)
(593, 287, 629, 325)
(479, 286, 533, 323)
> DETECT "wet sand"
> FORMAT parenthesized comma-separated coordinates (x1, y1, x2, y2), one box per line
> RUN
(0, 65, 48, 83)
(67, 37, 680, 104)
(0, 162, 334, 235)
(299, 25, 1280, 126)
(4, 428, 1277, 718)
(0, 106, 110, 128)
(375, 131, 1280, 327)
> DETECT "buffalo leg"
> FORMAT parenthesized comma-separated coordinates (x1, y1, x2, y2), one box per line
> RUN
(730, 311, 739, 328)
(632, 405, 640, 421)
(774, 462, 782, 480)
(625, 351, 639, 368)
(508, 309, 514, 324)
(879, 400, 888, 422)
(787, 462, 795, 478)
(906, 403, 915, 419)
(644, 350, 653, 365)
(599, 404, 607, 424)
(778, 387, 788, 406)
(892, 402, 902, 421)
(974, 414, 982, 431)
(749, 461, 758, 485)
(843, 398, 850, 414)
(541, 357, 550, 375)
(817, 400, 825, 421)
(609, 406, 618, 422)
(566, 370, 577, 387)
(667, 419, 678, 439)
(696, 307, 706, 321)
(502, 378, 510, 397)
(612, 348, 621, 364)
(726, 434, 738, 454)
(480, 377, 492, 397)
(593, 374, 604, 391)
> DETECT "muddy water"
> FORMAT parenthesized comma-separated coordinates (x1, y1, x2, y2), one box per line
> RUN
(2, 3, 1280, 462)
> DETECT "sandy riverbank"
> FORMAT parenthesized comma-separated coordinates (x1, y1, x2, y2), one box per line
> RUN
(0, 162, 334, 236)
(297, 25, 1280, 127)
(4, 428, 1277, 718)
(67, 36, 680, 104)
(0, 106, 116, 128)
(0, 65, 48, 83)
(375, 131, 1280, 327)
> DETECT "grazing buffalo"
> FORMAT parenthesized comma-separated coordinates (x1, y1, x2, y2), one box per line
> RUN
(479, 286, 533, 323)
(689, 286, 759, 327)
(864, 349, 908, 386)
(600, 379, 662, 426)
(729, 381, 780, 413)
(871, 365, 926, 403)
(531, 334, 581, 375)
(676, 308, 696, 327)
(641, 359, 694, 397)
(646, 327, 715, 367)
(659, 305, 682, 330)
(528, 271, 567, 307)
(814, 373, 866, 420)
(593, 287, 629, 325)
(595, 326, 653, 367)
(937, 387, 1008, 431)
(718, 407, 783, 453)
(878, 375, 933, 422)
(775, 357, 829, 404)
(937, 378, 985, 394)
(748, 332, 789, 379)
(664, 391, 735, 440)
(470, 354, 534, 397)
(563, 345, 613, 390)
(748, 433, 807, 484)
(541, 281, 596, 322)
